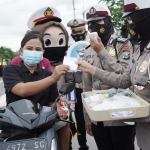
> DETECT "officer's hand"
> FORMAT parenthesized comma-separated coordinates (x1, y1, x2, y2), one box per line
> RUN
(90, 36, 105, 53)
(76, 60, 96, 75)
(86, 122, 93, 136)
(52, 65, 70, 82)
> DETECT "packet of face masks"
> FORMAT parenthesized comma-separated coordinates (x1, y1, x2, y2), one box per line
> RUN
(63, 56, 78, 72)
(86, 32, 98, 42)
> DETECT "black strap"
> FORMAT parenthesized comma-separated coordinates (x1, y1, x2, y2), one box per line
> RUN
(112, 38, 119, 63)
(85, 45, 91, 49)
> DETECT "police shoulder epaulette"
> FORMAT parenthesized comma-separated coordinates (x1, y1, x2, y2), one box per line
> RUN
(117, 38, 128, 43)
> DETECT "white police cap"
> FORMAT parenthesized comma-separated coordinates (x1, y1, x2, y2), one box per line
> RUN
(27, 6, 61, 29)
(67, 18, 86, 32)
(123, 0, 149, 17)
(85, 4, 111, 23)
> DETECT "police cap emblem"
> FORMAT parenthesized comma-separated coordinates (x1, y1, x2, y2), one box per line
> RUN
(44, 7, 54, 16)
(73, 19, 79, 26)
(89, 7, 96, 15)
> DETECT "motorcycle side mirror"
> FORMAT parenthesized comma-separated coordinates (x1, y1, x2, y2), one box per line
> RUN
(59, 82, 75, 95)
(53, 82, 75, 110)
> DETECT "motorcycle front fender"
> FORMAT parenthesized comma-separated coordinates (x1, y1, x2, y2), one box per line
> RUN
(39, 127, 59, 150)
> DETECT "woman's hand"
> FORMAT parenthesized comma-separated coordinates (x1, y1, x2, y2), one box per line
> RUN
(52, 65, 70, 82)
(60, 97, 72, 105)
(49, 102, 68, 120)
(77, 60, 96, 75)
(90, 36, 105, 53)
(57, 103, 68, 120)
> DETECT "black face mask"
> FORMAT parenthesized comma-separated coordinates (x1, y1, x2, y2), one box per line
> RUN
(128, 13, 150, 40)
(71, 32, 86, 42)
(44, 46, 68, 62)
(88, 23, 111, 46)
(127, 23, 139, 39)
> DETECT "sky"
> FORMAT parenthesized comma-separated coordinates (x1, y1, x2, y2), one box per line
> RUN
(0, 0, 100, 51)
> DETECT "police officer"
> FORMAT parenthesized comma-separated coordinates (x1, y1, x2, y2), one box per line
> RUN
(67, 18, 87, 42)
(78, 4, 135, 150)
(78, 1, 150, 150)
(67, 18, 89, 150)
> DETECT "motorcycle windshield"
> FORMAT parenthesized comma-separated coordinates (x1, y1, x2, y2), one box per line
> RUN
(8, 99, 39, 124)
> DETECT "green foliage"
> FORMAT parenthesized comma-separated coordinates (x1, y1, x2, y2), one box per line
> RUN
(0, 46, 19, 60)
(99, 0, 128, 37)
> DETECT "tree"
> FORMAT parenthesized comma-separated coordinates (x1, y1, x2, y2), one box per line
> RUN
(0, 46, 19, 60)
(99, 0, 128, 38)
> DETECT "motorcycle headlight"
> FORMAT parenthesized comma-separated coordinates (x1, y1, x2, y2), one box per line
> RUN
(51, 138, 57, 150)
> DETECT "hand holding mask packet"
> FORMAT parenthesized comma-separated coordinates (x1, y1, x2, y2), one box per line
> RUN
(86, 32, 98, 42)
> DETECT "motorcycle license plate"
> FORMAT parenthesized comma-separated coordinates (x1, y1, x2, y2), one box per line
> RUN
(0, 138, 46, 150)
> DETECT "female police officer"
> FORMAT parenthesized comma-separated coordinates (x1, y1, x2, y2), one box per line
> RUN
(78, 0, 150, 150)
(78, 3, 135, 150)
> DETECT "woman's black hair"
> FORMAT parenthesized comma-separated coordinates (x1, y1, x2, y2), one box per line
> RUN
(21, 30, 44, 49)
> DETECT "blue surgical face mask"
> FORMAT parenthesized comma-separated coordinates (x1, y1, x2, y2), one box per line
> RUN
(23, 50, 43, 67)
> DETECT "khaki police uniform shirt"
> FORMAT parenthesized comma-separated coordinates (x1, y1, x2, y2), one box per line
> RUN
(92, 42, 150, 149)
(130, 44, 150, 150)
(83, 38, 133, 126)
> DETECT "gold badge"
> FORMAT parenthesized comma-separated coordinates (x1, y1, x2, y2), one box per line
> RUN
(139, 61, 148, 73)
(100, 27, 105, 33)
(73, 19, 79, 26)
(129, 29, 136, 36)
(135, 6, 139, 10)
(109, 48, 116, 56)
(44, 7, 54, 16)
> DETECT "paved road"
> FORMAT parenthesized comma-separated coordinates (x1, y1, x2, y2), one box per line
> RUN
(71, 118, 139, 150)
(0, 77, 140, 149)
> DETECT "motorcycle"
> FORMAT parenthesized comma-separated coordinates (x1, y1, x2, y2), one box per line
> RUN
(0, 82, 74, 150)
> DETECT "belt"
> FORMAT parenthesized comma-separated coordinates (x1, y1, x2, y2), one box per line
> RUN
(75, 83, 83, 89)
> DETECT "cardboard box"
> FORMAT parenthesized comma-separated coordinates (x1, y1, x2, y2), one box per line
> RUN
(82, 89, 150, 121)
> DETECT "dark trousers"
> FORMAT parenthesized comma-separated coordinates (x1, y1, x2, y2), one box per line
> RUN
(92, 122, 135, 150)
(0, 68, 2, 76)
(69, 88, 88, 150)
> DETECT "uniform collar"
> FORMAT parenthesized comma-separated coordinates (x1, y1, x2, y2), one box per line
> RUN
(107, 36, 114, 46)
(19, 61, 42, 75)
